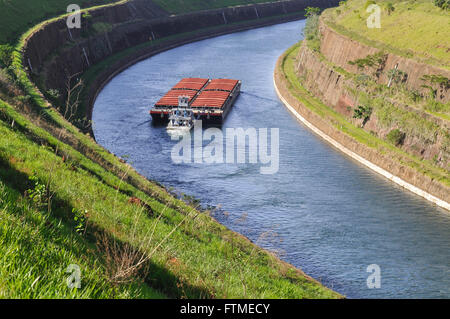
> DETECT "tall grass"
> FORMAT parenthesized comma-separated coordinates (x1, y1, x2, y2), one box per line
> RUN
(0, 94, 341, 298)
(302, 13, 320, 52)
(0, 0, 122, 44)
(0, 181, 153, 298)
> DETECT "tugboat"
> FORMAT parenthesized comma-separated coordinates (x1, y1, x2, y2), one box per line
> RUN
(167, 96, 195, 133)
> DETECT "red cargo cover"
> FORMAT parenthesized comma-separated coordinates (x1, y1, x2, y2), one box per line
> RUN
(191, 90, 231, 108)
(172, 78, 209, 91)
(204, 79, 238, 92)
(155, 89, 198, 106)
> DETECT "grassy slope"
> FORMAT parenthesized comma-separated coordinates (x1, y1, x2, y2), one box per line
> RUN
(0, 180, 164, 299)
(0, 0, 120, 44)
(153, 0, 275, 14)
(280, 43, 449, 186)
(0, 95, 339, 299)
(0, 1, 341, 298)
(322, 0, 450, 69)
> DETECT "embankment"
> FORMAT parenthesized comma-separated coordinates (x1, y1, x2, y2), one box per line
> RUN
(1, 0, 347, 298)
(318, 18, 450, 103)
(274, 43, 450, 211)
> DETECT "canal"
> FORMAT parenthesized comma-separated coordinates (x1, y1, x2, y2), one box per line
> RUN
(93, 20, 450, 298)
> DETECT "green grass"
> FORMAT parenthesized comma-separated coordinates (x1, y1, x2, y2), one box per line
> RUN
(0, 97, 340, 298)
(0, 180, 164, 298)
(153, 0, 275, 14)
(280, 43, 449, 186)
(0, 0, 121, 44)
(322, 0, 450, 69)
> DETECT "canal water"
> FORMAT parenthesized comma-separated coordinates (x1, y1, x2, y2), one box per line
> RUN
(93, 20, 450, 298)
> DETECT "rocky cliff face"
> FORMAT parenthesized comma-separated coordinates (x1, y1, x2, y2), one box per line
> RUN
(296, 41, 449, 168)
(275, 50, 450, 207)
(319, 19, 450, 103)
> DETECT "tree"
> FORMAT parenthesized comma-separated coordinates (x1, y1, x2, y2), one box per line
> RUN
(353, 105, 373, 126)
(434, 0, 449, 10)
(304, 6, 321, 18)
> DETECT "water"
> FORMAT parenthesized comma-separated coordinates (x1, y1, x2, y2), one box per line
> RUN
(93, 20, 450, 298)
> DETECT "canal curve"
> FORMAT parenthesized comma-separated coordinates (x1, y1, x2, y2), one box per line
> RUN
(92, 20, 450, 298)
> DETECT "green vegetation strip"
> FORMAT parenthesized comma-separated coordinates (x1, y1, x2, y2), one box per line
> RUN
(281, 43, 449, 186)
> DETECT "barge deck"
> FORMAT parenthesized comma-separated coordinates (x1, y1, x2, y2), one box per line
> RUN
(150, 78, 241, 124)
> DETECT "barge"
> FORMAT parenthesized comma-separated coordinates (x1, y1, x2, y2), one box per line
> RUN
(150, 78, 241, 124)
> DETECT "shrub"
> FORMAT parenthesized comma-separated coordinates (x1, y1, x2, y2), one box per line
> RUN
(408, 90, 423, 103)
(421, 74, 450, 89)
(387, 68, 408, 85)
(27, 175, 47, 209)
(72, 208, 88, 235)
(353, 105, 373, 126)
(348, 52, 387, 76)
(304, 6, 321, 18)
(385, 2, 395, 15)
(0, 44, 14, 67)
(386, 129, 406, 146)
(302, 9, 320, 51)
(421, 74, 450, 100)
(47, 88, 61, 100)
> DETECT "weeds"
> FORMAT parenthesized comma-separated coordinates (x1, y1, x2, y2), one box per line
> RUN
(352, 104, 372, 126)
(303, 8, 321, 52)
(348, 52, 388, 78)
(386, 129, 406, 146)
(27, 175, 47, 209)
(72, 208, 88, 235)
(0, 0, 343, 299)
